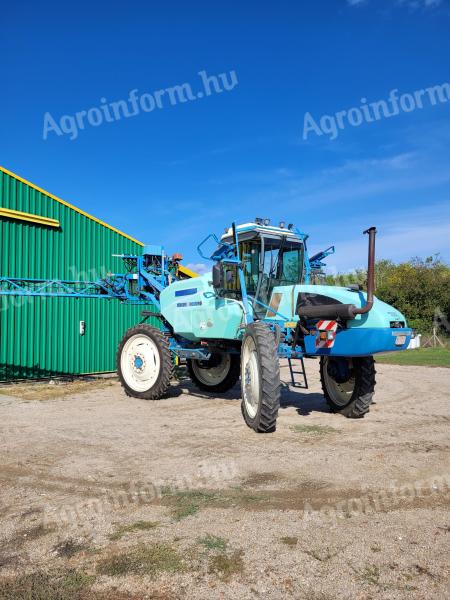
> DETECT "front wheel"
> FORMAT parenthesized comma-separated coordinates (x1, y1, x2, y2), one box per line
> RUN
(187, 353, 240, 393)
(241, 322, 281, 433)
(320, 356, 376, 418)
(117, 324, 173, 399)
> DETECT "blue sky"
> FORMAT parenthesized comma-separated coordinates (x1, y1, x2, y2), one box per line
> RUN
(2, 0, 449, 274)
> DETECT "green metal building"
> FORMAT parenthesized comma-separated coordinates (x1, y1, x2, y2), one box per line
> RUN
(0, 166, 160, 381)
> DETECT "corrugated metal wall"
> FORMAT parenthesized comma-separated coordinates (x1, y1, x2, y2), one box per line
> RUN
(0, 167, 159, 380)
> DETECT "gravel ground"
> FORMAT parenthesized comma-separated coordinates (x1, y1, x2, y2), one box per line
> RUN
(0, 360, 449, 599)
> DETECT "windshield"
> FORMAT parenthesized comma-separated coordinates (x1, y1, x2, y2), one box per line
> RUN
(222, 235, 304, 314)
(263, 238, 303, 284)
(241, 235, 304, 313)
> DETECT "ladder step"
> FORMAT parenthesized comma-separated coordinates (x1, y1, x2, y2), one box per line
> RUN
(288, 357, 308, 389)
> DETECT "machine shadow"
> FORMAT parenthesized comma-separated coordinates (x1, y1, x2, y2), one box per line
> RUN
(279, 381, 330, 416)
(170, 375, 242, 400)
(170, 370, 330, 414)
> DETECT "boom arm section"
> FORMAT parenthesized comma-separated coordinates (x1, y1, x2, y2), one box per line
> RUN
(0, 246, 190, 308)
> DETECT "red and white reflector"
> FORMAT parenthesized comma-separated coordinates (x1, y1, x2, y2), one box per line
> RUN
(315, 320, 338, 348)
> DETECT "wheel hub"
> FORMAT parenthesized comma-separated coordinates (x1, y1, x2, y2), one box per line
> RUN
(133, 354, 145, 371)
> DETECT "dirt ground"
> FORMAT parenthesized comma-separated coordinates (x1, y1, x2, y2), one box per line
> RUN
(0, 360, 449, 600)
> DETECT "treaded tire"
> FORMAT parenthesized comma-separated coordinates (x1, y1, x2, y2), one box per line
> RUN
(117, 324, 173, 399)
(241, 322, 281, 433)
(320, 356, 376, 418)
(187, 354, 240, 393)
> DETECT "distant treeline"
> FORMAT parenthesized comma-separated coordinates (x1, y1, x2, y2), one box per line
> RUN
(325, 257, 450, 333)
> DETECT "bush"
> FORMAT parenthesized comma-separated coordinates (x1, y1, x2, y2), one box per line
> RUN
(326, 256, 450, 334)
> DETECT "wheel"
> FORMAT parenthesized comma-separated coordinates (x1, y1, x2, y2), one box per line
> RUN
(240, 322, 281, 433)
(116, 324, 173, 399)
(320, 356, 376, 418)
(187, 353, 240, 393)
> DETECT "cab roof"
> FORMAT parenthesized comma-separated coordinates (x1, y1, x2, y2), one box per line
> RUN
(221, 222, 300, 242)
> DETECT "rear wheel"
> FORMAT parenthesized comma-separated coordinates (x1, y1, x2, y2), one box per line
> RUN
(187, 353, 240, 393)
(320, 356, 376, 418)
(241, 322, 280, 433)
(117, 324, 173, 399)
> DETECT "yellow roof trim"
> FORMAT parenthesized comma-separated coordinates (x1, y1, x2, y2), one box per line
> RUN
(0, 165, 144, 246)
(178, 264, 199, 278)
(0, 206, 60, 228)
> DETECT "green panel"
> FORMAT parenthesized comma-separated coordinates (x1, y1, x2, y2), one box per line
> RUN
(0, 169, 159, 380)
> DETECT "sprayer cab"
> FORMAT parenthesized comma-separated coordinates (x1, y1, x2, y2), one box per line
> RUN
(216, 220, 308, 317)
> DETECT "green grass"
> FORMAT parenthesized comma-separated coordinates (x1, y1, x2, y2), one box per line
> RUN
(208, 549, 244, 581)
(108, 520, 160, 541)
(198, 534, 228, 551)
(290, 424, 340, 435)
(0, 569, 94, 600)
(96, 543, 184, 577)
(174, 503, 200, 520)
(376, 347, 450, 368)
(160, 487, 270, 520)
(160, 489, 218, 520)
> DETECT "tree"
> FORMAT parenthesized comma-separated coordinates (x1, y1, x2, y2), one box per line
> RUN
(325, 257, 450, 333)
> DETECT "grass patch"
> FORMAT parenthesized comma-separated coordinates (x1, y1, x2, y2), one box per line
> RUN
(376, 347, 450, 368)
(290, 424, 339, 435)
(0, 379, 114, 401)
(280, 536, 298, 547)
(198, 534, 228, 552)
(208, 549, 244, 581)
(160, 487, 269, 519)
(0, 568, 94, 600)
(161, 488, 218, 501)
(174, 503, 199, 520)
(161, 488, 218, 520)
(109, 520, 160, 541)
(238, 493, 267, 504)
(96, 543, 184, 577)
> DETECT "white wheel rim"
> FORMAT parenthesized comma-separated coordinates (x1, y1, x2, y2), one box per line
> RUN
(191, 354, 231, 386)
(323, 357, 355, 406)
(241, 337, 260, 418)
(120, 334, 161, 393)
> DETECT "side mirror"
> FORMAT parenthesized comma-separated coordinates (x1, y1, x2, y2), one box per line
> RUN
(212, 263, 224, 289)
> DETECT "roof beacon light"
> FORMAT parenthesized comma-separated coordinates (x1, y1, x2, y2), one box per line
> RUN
(263, 218, 270, 226)
(279, 221, 285, 229)
(255, 217, 263, 225)
(288, 223, 294, 230)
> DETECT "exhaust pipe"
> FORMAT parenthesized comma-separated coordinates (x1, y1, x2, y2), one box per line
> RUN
(298, 226, 377, 320)
(351, 226, 376, 316)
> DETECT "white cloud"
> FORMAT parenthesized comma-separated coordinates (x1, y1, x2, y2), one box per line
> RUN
(185, 262, 210, 275)
(347, 0, 366, 5)
(315, 202, 450, 273)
